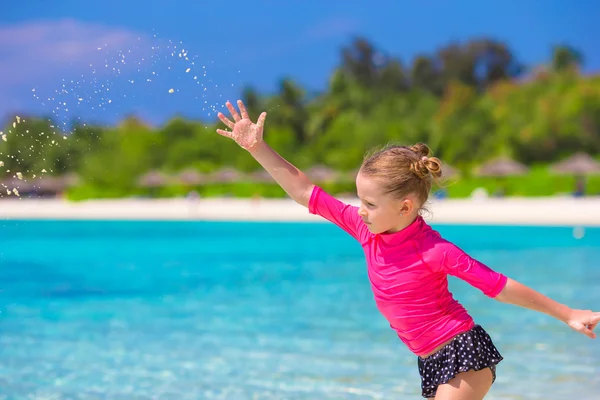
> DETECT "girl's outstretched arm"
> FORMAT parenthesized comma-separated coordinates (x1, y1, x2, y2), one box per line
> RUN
(216, 100, 314, 207)
(495, 277, 600, 339)
(248, 141, 314, 208)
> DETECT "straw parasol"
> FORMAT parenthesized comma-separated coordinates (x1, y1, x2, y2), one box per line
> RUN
(176, 168, 205, 185)
(474, 157, 529, 197)
(306, 164, 338, 183)
(475, 157, 529, 177)
(549, 152, 600, 196)
(33, 176, 66, 193)
(32, 173, 79, 192)
(137, 170, 170, 187)
(1, 176, 35, 194)
(549, 152, 600, 175)
(441, 162, 459, 179)
(61, 173, 80, 187)
(250, 169, 274, 183)
(209, 167, 244, 183)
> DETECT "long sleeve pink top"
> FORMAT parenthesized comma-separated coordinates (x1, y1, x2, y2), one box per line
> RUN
(308, 186, 508, 356)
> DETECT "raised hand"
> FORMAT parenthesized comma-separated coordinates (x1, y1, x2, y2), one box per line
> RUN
(566, 309, 600, 339)
(216, 100, 267, 152)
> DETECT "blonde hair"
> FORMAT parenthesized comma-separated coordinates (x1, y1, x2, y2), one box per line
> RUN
(359, 142, 443, 212)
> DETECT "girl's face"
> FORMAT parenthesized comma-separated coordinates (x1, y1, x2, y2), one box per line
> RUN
(355, 173, 419, 234)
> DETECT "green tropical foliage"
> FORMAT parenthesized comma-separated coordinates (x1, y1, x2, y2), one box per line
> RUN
(1, 38, 599, 199)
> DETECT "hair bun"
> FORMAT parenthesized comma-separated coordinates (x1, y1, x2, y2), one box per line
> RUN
(408, 143, 431, 159)
(408, 143, 442, 180)
(410, 159, 430, 179)
(421, 157, 442, 179)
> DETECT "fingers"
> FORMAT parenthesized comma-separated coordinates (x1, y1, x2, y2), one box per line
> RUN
(588, 313, 600, 331)
(569, 311, 600, 339)
(582, 327, 597, 339)
(216, 128, 232, 138)
(256, 112, 267, 130)
(217, 112, 235, 129)
(238, 100, 249, 120)
(575, 319, 597, 339)
(226, 101, 241, 122)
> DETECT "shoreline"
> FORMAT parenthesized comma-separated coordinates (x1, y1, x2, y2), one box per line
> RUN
(0, 196, 599, 226)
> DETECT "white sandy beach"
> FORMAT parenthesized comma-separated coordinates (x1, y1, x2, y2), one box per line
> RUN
(0, 195, 599, 226)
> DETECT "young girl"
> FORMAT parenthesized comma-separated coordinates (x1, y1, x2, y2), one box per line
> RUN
(216, 100, 600, 399)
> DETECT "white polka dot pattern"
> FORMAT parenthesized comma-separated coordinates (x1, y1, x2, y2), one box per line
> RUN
(417, 325, 503, 398)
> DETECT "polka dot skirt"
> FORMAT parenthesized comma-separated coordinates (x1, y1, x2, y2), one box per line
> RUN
(417, 325, 503, 398)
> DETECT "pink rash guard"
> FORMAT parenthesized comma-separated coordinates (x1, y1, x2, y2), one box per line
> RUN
(308, 186, 508, 356)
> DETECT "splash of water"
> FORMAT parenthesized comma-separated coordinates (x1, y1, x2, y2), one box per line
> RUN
(2, 32, 242, 198)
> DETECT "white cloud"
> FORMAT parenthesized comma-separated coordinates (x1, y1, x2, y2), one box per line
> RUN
(0, 19, 149, 85)
(0, 19, 154, 121)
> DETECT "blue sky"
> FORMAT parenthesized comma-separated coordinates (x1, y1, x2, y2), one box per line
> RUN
(1, 0, 598, 129)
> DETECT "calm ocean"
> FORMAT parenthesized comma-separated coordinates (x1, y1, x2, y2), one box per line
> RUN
(0, 219, 599, 399)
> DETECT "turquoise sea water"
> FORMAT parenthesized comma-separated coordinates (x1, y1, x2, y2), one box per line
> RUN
(0, 219, 599, 399)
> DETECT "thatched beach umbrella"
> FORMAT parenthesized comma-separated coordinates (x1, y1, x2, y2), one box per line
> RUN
(441, 162, 459, 179)
(33, 173, 79, 191)
(250, 169, 274, 183)
(33, 175, 66, 193)
(61, 173, 80, 187)
(474, 157, 528, 197)
(549, 152, 600, 196)
(549, 152, 600, 175)
(306, 165, 338, 183)
(476, 157, 529, 177)
(210, 167, 244, 183)
(137, 170, 170, 188)
(176, 168, 205, 185)
(1, 176, 35, 195)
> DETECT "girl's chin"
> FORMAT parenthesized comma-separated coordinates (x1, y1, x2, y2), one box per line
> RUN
(366, 224, 383, 233)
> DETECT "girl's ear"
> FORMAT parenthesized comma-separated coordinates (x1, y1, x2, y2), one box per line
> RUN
(399, 199, 414, 216)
